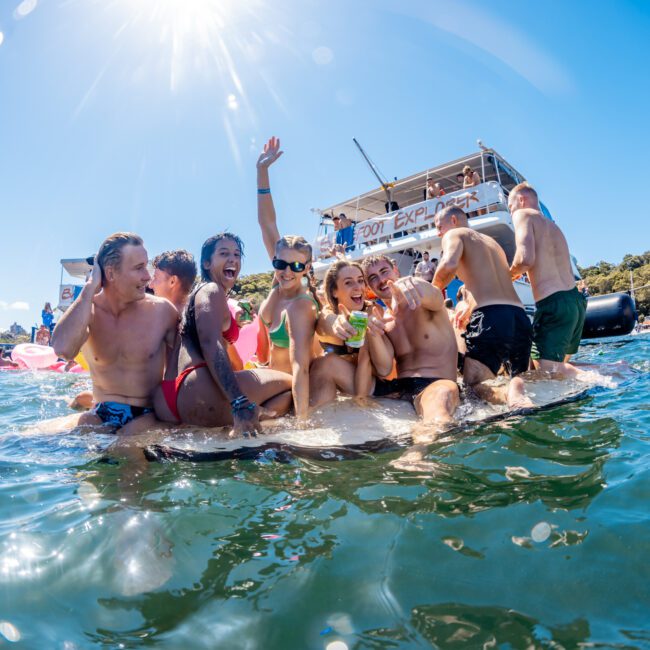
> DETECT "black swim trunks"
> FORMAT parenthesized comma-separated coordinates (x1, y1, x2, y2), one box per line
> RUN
(373, 377, 445, 404)
(93, 401, 154, 429)
(463, 304, 532, 377)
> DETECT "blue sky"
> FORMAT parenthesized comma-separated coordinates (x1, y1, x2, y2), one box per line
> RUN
(1, 0, 649, 330)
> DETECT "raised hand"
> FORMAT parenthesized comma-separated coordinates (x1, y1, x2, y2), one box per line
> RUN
(332, 304, 357, 340)
(388, 278, 421, 314)
(257, 136, 284, 170)
(367, 303, 394, 337)
(87, 259, 102, 295)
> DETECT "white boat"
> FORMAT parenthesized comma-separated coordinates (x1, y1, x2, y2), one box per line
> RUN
(311, 146, 580, 315)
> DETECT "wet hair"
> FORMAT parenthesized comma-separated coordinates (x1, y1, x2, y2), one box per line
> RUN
(97, 232, 144, 281)
(360, 254, 395, 274)
(152, 249, 197, 294)
(437, 206, 468, 225)
(444, 298, 454, 309)
(200, 232, 244, 282)
(324, 260, 366, 312)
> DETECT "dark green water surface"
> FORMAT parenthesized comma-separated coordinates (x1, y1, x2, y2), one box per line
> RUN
(1, 336, 649, 649)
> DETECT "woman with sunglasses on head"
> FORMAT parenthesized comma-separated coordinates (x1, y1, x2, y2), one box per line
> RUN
(153, 232, 293, 435)
(257, 137, 321, 421)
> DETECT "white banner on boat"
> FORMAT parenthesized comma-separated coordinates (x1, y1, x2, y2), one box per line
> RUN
(352, 181, 504, 246)
(58, 284, 82, 312)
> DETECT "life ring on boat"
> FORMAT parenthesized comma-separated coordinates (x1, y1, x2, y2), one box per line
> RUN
(11, 343, 58, 370)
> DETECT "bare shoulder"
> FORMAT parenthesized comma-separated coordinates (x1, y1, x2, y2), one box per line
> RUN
(512, 207, 539, 225)
(287, 296, 319, 322)
(146, 294, 179, 322)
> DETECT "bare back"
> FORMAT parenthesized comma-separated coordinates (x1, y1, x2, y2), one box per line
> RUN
(514, 208, 575, 302)
(447, 228, 521, 308)
(385, 290, 458, 381)
(84, 294, 177, 407)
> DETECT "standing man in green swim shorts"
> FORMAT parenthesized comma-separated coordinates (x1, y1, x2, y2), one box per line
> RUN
(509, 182, 587, 378)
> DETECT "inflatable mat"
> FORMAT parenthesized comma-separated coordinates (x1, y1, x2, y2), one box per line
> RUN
(143, 378, 594, 463)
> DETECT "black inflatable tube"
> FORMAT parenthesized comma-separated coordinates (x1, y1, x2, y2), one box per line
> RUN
(582, 292, 637, 339)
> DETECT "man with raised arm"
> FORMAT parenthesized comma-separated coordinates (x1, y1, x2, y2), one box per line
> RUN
(359, 255, 459, 425)
(508, 182, 587, 377)
(433, 206, 534, 409)
(53, 232, 179, 435)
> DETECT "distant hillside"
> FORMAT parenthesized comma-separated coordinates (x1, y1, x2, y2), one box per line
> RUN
(579, 251, 650, 317)
(232, 272, 274, 310)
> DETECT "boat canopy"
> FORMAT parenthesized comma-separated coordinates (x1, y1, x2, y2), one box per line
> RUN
(317, 148, 526, 223)
(60, 258, 93, 280)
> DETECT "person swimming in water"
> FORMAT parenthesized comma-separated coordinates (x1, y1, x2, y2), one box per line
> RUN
(153, 233, 293, 434)
(52, 232, 179, 434)
(256, 136, 321, 421)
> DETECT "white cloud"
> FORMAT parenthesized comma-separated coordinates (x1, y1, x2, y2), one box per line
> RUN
(0, 301, 30, 311)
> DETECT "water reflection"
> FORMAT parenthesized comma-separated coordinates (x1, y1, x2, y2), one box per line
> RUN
(360, 602, 592, 648)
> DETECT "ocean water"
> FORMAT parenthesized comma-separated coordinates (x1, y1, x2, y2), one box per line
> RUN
(0, 336, 649, 649)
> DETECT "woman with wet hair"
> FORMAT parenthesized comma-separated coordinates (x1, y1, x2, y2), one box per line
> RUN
(256, 137, 321, 421)
(153, 232, 292, 434)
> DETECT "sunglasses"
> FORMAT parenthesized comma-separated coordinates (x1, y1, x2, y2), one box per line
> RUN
(272, 258, 307, 273)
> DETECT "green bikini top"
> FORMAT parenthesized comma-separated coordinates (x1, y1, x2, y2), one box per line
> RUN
(260, 293, 320, 349)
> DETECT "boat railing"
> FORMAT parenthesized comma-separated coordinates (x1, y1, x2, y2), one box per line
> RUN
(313, 181, 508, 260)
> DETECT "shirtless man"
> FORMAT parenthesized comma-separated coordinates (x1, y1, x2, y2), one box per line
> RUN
(53, 232, 179, 435)
(433, 206, 533, 409)
(359, 255, 459, 425)
(463, 165, 481, 188)
(508, 182, 587, 377)
(149, 249, 197, 312)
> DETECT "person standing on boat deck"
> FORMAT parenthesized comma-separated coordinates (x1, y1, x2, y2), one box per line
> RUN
(508, 182, 587, 378)
(462, 165, 481, 188)
(334, 213, 355, 253)
(433, 206, 534, 409)
(358, 254, 459, 425)
(52, 232, 179, 434)
(414, 251, 437, 283)
(152, 233, 292, 432)
(456, 173, 465, 189)
(425, 178, 445, 200)
(42, 302, 55, 331)
(256, 136, 321, 421)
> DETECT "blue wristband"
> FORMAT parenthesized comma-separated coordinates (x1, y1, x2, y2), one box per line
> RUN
(257, 188, 271, 195)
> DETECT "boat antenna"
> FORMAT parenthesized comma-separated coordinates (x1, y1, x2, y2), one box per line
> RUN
(352, 138, 395, 208)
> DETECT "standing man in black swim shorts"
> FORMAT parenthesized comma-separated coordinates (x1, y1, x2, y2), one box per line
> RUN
(508, 182, 587, 378)
(360, 255, 459, 425)
(433, 206, 534, 409)
(53, 232, 180, 435)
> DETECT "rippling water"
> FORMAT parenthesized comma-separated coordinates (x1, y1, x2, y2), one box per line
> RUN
(1, 336, 649, 649)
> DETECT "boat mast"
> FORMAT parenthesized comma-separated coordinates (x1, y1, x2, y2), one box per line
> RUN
(352, 138, 394, 209)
